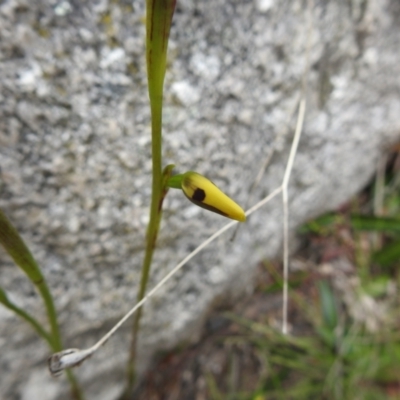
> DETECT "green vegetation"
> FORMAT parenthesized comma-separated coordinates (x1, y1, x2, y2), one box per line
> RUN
(0, 210, 83, 399)
(203, 152, 400, 400)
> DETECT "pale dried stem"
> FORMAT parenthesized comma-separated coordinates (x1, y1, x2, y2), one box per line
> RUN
(280, 0, 313, 335)
(281, 99, 306, 335)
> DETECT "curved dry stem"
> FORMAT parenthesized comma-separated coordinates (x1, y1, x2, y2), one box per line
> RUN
(281, 99, 306, 335)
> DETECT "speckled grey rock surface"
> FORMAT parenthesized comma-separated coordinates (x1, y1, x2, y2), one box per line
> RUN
(1, 0, 400, 398)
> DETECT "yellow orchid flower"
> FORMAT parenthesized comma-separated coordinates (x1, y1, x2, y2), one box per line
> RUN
(168, 171, 246, 222)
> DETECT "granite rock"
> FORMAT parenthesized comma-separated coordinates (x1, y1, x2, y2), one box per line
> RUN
(0, 0, 400, 398)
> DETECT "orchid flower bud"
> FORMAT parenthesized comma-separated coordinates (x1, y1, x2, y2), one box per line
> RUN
(168, 171, 246, 222)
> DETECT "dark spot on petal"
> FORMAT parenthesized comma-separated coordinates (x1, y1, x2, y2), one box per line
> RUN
(192, 188, 206, 202)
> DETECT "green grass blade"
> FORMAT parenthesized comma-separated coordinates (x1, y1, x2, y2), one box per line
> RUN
(0, 208, 45, 284)
(0, 286, 52, 346)
(0, 209, 84, 398)
(318, 280, 338, 332)
(0, 209, 60, 348)
(350, 215, 400, 232)
(299, 213, 342, 234)
(372, 238, 400, 267)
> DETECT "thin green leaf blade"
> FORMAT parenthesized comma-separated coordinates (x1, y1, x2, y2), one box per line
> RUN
(299, 213, 342, 234)
(372, 238, 400, 267)
(0, 286, 8, 304)
(350, 215, 400, 232)
(0, 209, 44, 284)
(0, 210, 60, 347)
(146, 0, 176, 99)
(0, 286, 52, 345)
(318, 280, 338, 332)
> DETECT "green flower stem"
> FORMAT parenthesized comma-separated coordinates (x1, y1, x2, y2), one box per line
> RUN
(0, 209, 84, 399)
(125, 0, 176, 394)
(166, 174, 184, 189)
(65, 370, 84, 400)
(126, 167, 173, 395)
